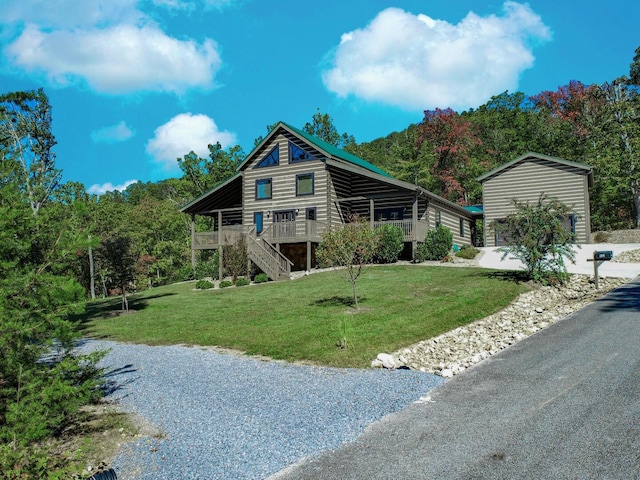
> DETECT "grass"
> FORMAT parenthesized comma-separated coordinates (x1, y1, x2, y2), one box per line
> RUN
(79, 265, 529, 368)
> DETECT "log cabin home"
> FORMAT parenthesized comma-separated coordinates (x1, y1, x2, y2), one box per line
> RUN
(181, 122, 480, 280)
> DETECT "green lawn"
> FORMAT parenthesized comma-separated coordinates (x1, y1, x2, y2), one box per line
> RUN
(79, 266, 529, 368)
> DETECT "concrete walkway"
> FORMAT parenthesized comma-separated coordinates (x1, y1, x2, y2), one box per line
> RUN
(478, 243, 640, 278)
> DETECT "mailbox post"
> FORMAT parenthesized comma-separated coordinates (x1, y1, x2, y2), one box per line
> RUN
(587, 250, 613, 289)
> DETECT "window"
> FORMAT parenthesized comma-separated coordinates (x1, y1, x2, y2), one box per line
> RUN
(306, 207, 317, 221)
(255, 146, 279, 168)
(290, 142, 316, 162)
(255, 178, 272, 200)
(459, 218, 465, 237)
(375, 207, 403, 221)
(435, 210, 442, 228)
(495, 219, 510, 246)
(565, 214, 576, 235)
(254, 211, 264, 234)
(296, 173, 314, 196)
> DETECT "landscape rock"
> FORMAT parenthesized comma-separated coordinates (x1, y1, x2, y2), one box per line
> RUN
(376, 353, 397, 369)
(380, 275, 628, 377)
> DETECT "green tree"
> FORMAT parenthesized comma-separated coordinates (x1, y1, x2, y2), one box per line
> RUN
(96, 235, 137, 310)
(0, 89, 60, 216)
(303, 108, 356, 150)
(0, 90, 104, 477)
(178, 142, 244, 196)
(598, 78, 640, 227)
(494, 195, 577, 284)
(316, 216, 380, 312)
(255, 110, 357, 151)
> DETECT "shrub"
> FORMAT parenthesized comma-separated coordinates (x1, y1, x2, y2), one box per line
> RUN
(195, 279, 214, 289)
(195, 250, 220, 280)
(177, 264, 195, 281)
(219, 280, 233, 288)
(593, 231, 610, 243)
(223, 237, 248, 281)
(254, 273, 269, 283)
(235, 277, 250, 287)
(456, 245, 480, 260)
(374, 225, 404, 263)
(416, 226, 453, 261)
(494, 195, 577, 285)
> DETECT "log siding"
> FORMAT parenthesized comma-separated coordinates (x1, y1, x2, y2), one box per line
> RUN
(243, 134, 329, 227)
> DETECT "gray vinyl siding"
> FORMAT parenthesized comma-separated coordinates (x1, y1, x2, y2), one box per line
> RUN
(243, 134, 328, 226)
(426, 203, 473, 246)
(482, 158, 590, 247)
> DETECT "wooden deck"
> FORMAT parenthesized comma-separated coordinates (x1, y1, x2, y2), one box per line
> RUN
(193, 219, 430, 249)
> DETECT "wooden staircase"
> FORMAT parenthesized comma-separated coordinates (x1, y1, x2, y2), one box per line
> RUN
(246, 234, 292, 281)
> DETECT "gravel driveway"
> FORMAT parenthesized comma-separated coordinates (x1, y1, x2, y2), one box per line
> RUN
(82, 341, 444, 480)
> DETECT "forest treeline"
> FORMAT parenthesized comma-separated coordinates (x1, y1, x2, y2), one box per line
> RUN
(1, 48, 640, 301)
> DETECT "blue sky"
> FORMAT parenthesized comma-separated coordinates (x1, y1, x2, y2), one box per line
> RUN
(1, 0, 638, 194)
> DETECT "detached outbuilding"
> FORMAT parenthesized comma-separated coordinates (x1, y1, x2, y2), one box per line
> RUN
(478, 152, 594, 247)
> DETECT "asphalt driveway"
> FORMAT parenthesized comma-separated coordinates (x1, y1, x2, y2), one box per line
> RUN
(271, 279, 640, 479)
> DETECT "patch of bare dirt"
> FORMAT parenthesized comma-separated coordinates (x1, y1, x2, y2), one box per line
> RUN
(592, 228, 640, 244)
(57, 401, 163, 478)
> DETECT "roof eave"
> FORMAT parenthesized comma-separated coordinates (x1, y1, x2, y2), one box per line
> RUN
(180, 172, 242, 214)
(477, 151, 593, 183)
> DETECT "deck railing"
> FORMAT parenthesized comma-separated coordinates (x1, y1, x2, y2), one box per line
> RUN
(193, 225, 247, 250)
(246, 234, 292, 280)
(260, 220, 327, 243)
(193, 219, 430, 249)
(373, 219, 429, 242)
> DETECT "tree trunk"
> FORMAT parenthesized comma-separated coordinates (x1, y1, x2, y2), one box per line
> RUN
(352, 278, 359, 310)
(634, 180, 640, 228)
(121, 285, 129, 311)
(88, 244, 96, 301)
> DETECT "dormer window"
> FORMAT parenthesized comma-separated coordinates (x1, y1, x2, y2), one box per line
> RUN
(255, 146, 279, 168)
(290, 142, 316, 163)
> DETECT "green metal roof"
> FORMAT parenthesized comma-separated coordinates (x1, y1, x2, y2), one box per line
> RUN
(463, 205, 483, 213)
(281, 122, 393, 178)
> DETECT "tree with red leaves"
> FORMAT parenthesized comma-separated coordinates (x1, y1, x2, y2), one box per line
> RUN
(416, 108, 482, 205)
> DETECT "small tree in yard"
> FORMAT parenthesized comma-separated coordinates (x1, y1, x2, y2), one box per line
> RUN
(223, 236, 248, 282)
(494, 195, 577, 284)
(97, 235, 137, 311)
(316, 216, 380, 311)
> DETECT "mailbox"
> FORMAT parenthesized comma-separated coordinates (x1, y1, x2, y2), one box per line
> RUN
(594, 250, 613, 261)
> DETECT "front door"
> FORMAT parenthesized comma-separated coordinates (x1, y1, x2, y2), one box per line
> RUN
(254, 211, 264, 234)
(273, 209, 296, 239)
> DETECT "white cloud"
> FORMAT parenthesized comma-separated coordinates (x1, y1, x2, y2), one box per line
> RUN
(145, 113, 237, 172)
(151, 0, 237, 12)
(322, 2, 551, 110)
(5, 23, 221, 95)
(1, 0, 223, 95)
(88, 179, 138, 195)
(91, 121, 136, 144)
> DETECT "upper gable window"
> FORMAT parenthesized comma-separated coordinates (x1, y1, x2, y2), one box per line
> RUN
(289, 142, 316, 163)
(255, 146, 279, 168)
